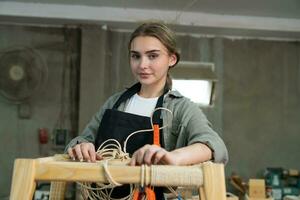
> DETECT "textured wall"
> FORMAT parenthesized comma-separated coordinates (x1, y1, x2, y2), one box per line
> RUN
(0, 25, 80, 199)
(223, 39, 300, 179)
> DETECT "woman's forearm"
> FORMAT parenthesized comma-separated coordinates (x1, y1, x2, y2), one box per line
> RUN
(170, 143, 213, 165)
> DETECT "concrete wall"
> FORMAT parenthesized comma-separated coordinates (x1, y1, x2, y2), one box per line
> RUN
(223, 39, 300, 178)
(0, 25, 80, 199)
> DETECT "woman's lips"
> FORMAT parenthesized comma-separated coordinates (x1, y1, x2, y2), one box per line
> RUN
(139, 73, 151, 78)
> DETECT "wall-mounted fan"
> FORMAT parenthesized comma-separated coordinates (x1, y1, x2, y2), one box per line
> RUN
(0, 46, 48, 104)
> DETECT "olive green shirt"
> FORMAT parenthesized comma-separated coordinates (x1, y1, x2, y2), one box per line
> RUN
(66, 89, 228, 164)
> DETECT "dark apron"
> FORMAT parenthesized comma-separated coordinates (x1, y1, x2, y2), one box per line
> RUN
(95, 83, 166, 199)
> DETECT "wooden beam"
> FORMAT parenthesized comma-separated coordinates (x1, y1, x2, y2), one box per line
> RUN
(199, 162, 227, 200)
(35, 160, 204, 187)
(35, 160, 141, 183)
(49, 181, 66, 200)
(10, 159, 36, 200)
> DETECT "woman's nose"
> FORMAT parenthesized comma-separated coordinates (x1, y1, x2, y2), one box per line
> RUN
(138, 57, 149, 69)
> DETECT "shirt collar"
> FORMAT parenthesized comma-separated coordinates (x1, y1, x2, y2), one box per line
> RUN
(167, 89, 184, 98)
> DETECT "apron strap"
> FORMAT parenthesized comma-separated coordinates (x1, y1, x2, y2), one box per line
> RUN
(153, 124, 160, 146)
(152, 92, 165, 125)
(112, 82, 141, 109)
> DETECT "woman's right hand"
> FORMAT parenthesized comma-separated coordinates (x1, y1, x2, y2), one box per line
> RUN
(67, 142, 101, 162)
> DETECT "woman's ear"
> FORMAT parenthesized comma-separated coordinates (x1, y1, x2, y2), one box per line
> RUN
(168, 53, 177, 68)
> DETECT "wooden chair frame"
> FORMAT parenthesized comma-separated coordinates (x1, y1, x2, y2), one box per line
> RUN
(10, 156, 226, 200)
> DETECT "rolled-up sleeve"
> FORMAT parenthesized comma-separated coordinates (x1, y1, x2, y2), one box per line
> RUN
(174, 99, 229, 164)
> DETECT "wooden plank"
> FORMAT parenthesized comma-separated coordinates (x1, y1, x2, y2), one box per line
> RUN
(199, 186, 207, 200)
(35, 160, 141, 183)
(249, 179, 266, 198)
(49, 181, 66, 200)
(10, 159, 36, 200)
(34, 160, 204, 187)
(200, 162, 226, 200)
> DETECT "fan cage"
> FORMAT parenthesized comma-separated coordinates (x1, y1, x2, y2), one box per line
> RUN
(0, 46, 48, 104)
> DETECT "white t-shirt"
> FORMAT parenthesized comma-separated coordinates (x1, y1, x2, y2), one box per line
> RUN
(125, 93, 158, 117)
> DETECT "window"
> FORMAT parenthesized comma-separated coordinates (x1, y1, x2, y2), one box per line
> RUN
(170, 61, 217, 106)
(173, 79, 213, 105)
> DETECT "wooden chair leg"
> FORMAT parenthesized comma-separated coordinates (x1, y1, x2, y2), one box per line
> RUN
(199, 186, 207, 200)
(198, 163, 226, 200)
(10, 159, 36, 200)
(49, 181, 67, 200)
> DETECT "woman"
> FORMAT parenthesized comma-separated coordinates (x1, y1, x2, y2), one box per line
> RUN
(66, 21, 228, 198)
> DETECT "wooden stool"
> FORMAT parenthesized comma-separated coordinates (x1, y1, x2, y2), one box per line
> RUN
(10, 155, 226, 200)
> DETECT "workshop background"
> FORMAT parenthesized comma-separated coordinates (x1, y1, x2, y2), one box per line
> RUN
(0, 0, 300, 199)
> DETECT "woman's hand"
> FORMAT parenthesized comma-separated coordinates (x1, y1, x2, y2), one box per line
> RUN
(129, 143, 213, 166)
(129, 144, 179, 166)
(67, 142, 101, 162)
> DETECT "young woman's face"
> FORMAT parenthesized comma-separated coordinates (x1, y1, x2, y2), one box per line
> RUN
(130, 36, 177, 88)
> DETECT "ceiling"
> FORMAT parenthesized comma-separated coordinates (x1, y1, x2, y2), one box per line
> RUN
(1, 0, 300, 40)
(3, 0, 300, 19)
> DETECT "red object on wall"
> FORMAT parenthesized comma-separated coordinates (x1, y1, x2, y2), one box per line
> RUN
(39, 128, 48, 144)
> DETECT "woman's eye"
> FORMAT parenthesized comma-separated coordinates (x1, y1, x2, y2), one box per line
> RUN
(148, 54, 158, 60)
(131, 54, 140, 59)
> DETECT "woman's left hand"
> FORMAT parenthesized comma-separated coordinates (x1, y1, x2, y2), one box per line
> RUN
(129, 143, 213, 166)
(129, 144, 179, 166)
